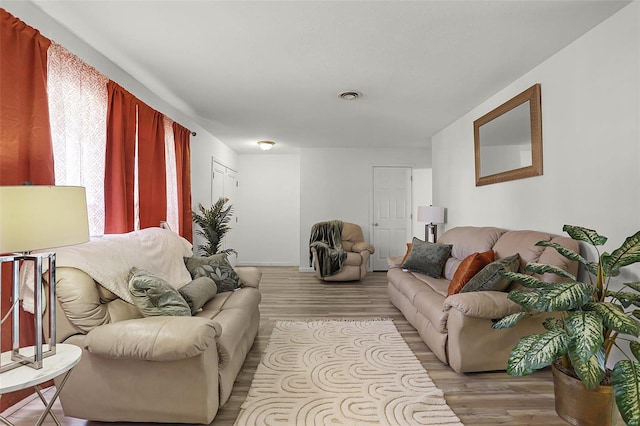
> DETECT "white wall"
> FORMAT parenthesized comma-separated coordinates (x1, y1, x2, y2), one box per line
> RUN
(412, 168, 433, 240)
(299, 147, 431, 271)
(432, 1, 640, 366)
(2, 1, 235, 239)
(433, 1, 639, 249)
(236, 154, 300, 266)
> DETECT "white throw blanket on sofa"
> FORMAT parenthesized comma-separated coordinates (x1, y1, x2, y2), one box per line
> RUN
(20, 227, 194, 313)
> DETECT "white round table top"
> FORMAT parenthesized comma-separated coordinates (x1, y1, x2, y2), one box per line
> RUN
(0, 344, 82, 394)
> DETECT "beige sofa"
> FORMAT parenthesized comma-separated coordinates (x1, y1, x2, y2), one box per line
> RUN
(310, 222, 375, 281)
(42, 229, 261, 424)
(387, 226, 579, 373)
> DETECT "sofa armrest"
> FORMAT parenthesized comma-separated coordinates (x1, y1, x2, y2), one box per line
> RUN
(443, 291, 524, 320)
(235, 266, 262, 289)
(352, 242, 375, 254)
(84, 316, 220, 361)
(386, 255, 404, 269)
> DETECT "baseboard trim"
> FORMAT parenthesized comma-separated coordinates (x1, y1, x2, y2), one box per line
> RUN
(235, 261, 300, 267)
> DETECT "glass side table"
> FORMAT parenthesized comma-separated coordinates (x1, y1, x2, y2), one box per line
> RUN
(0, 344, 82, 426)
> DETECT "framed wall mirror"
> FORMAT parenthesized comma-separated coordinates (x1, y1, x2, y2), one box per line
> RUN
(474, 83, 542, 186)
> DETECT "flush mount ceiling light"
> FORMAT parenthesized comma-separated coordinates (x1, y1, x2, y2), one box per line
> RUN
(338, 91, 361, 101)
(257, 140, 275, 151)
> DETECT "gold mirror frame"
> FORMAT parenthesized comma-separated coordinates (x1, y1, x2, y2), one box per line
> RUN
(474, 83, 543, 186)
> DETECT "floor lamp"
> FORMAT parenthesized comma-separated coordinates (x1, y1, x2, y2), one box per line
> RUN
(0, 186, 89, 372)
(417, 206, 445, 243)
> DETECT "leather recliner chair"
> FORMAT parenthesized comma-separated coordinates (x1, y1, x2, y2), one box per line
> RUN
(310, 221, 375, 281)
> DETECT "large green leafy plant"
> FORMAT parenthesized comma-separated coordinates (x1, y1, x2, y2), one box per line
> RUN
(492, 225, 640, 425)
(192, 197, 237, 257)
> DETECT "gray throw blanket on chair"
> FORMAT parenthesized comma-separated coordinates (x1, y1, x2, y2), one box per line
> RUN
(309, 220, 347, 277)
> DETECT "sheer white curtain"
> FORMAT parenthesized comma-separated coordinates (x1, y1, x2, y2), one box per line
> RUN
(164, 117, 179, 233)
(48, 42, 183, 237)
(47, 42, 108, 236)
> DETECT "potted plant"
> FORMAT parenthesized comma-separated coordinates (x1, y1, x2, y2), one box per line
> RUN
(492, 225, 640, 426)
(192, 197, 237, 257)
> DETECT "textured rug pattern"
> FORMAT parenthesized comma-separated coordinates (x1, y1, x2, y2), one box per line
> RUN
(235, 319, 463, 425)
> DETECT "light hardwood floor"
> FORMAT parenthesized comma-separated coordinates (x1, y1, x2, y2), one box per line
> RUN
(3, 267, 566, 425)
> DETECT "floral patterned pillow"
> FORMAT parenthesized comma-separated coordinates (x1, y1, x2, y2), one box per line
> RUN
(128, 267, 191, 317)
(184, 254, 242, 293)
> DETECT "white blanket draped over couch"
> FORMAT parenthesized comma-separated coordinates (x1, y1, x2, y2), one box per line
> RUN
(20, 227, 193, 312)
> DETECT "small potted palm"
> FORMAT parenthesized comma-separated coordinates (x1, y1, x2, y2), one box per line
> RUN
(192, 197, 237, 257)
(493, 225, 640, 426)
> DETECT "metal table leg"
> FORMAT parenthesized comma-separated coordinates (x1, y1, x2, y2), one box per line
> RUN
(34, 369, 73, 426)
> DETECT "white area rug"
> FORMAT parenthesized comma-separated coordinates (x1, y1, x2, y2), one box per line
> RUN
(235, 319, 464, 425)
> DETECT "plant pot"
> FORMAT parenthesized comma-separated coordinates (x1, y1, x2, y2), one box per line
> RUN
(552, 365, 625, 425)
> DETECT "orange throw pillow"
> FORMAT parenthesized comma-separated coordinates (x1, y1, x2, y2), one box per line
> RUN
(447, 250, 495, 296)
(400, 243, 413, 265)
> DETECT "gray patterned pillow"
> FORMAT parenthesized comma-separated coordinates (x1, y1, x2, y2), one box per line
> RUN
(128, 267, 191, 317)
(184, 254, 242, 293)
(179, 277, 218, 314)
(401, 237, 453, 278)
(461, 253, 521, 293)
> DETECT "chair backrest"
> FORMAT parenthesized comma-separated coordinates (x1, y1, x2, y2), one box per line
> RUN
(341, 222, 364, 251)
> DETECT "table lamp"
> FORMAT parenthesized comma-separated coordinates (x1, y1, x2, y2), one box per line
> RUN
(0, 185, 89, 372)
(417, 206, 445, 243)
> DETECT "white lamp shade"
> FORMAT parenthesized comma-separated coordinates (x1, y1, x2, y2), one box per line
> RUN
(0, 186, 90, 253)
(417, 206, 445, 224)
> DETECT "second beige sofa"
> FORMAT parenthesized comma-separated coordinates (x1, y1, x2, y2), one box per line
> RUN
(387, 226, 579, 373)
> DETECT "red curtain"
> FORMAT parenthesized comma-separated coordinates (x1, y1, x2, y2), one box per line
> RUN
(138, 103, 167, 229)
(0, 8, 54, 411)
(173, 122, 193, 242)
(0, 8, 53, 185)
(104, 81, 137, 234)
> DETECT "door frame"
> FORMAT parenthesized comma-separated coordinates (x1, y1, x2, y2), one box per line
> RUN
(370, 165, 413, 271)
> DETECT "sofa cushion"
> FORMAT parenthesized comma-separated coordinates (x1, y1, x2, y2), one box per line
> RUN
(401, 238, 452, 278)
(447, 250, 495, 296)
(184, 254, 242, 293)
(492, 230, 550, 266)
(412, 286, 449, 333)
(179, 277, 218, 314)
(438, 226, 506, 263)
(196, 287, 262, 369)
(461, 254, 521, 293)
(535, 236, 580, 282)
(128, 267, 191, 317)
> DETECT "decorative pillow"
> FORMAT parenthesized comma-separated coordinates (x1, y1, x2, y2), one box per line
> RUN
(184, 254, 242, 293)
(128, 267, 191, 317)
(400, 242, 413, 265)
(401, 237, 453, 278)
(461, 253, 521, 293)
(447, 250, 495, 296)
(178, 277, 218, 314)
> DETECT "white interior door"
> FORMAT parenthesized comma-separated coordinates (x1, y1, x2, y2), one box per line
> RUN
(372, 166, 412, 271)
(211, 160, 226, 205)
(210, 159, 238, 264)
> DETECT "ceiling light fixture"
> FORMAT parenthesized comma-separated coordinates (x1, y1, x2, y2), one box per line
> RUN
(257, 140, 275, 151)
(338, 91, 361, 101)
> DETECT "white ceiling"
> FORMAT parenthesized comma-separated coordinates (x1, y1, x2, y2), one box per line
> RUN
(27, 0, 630, 154)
